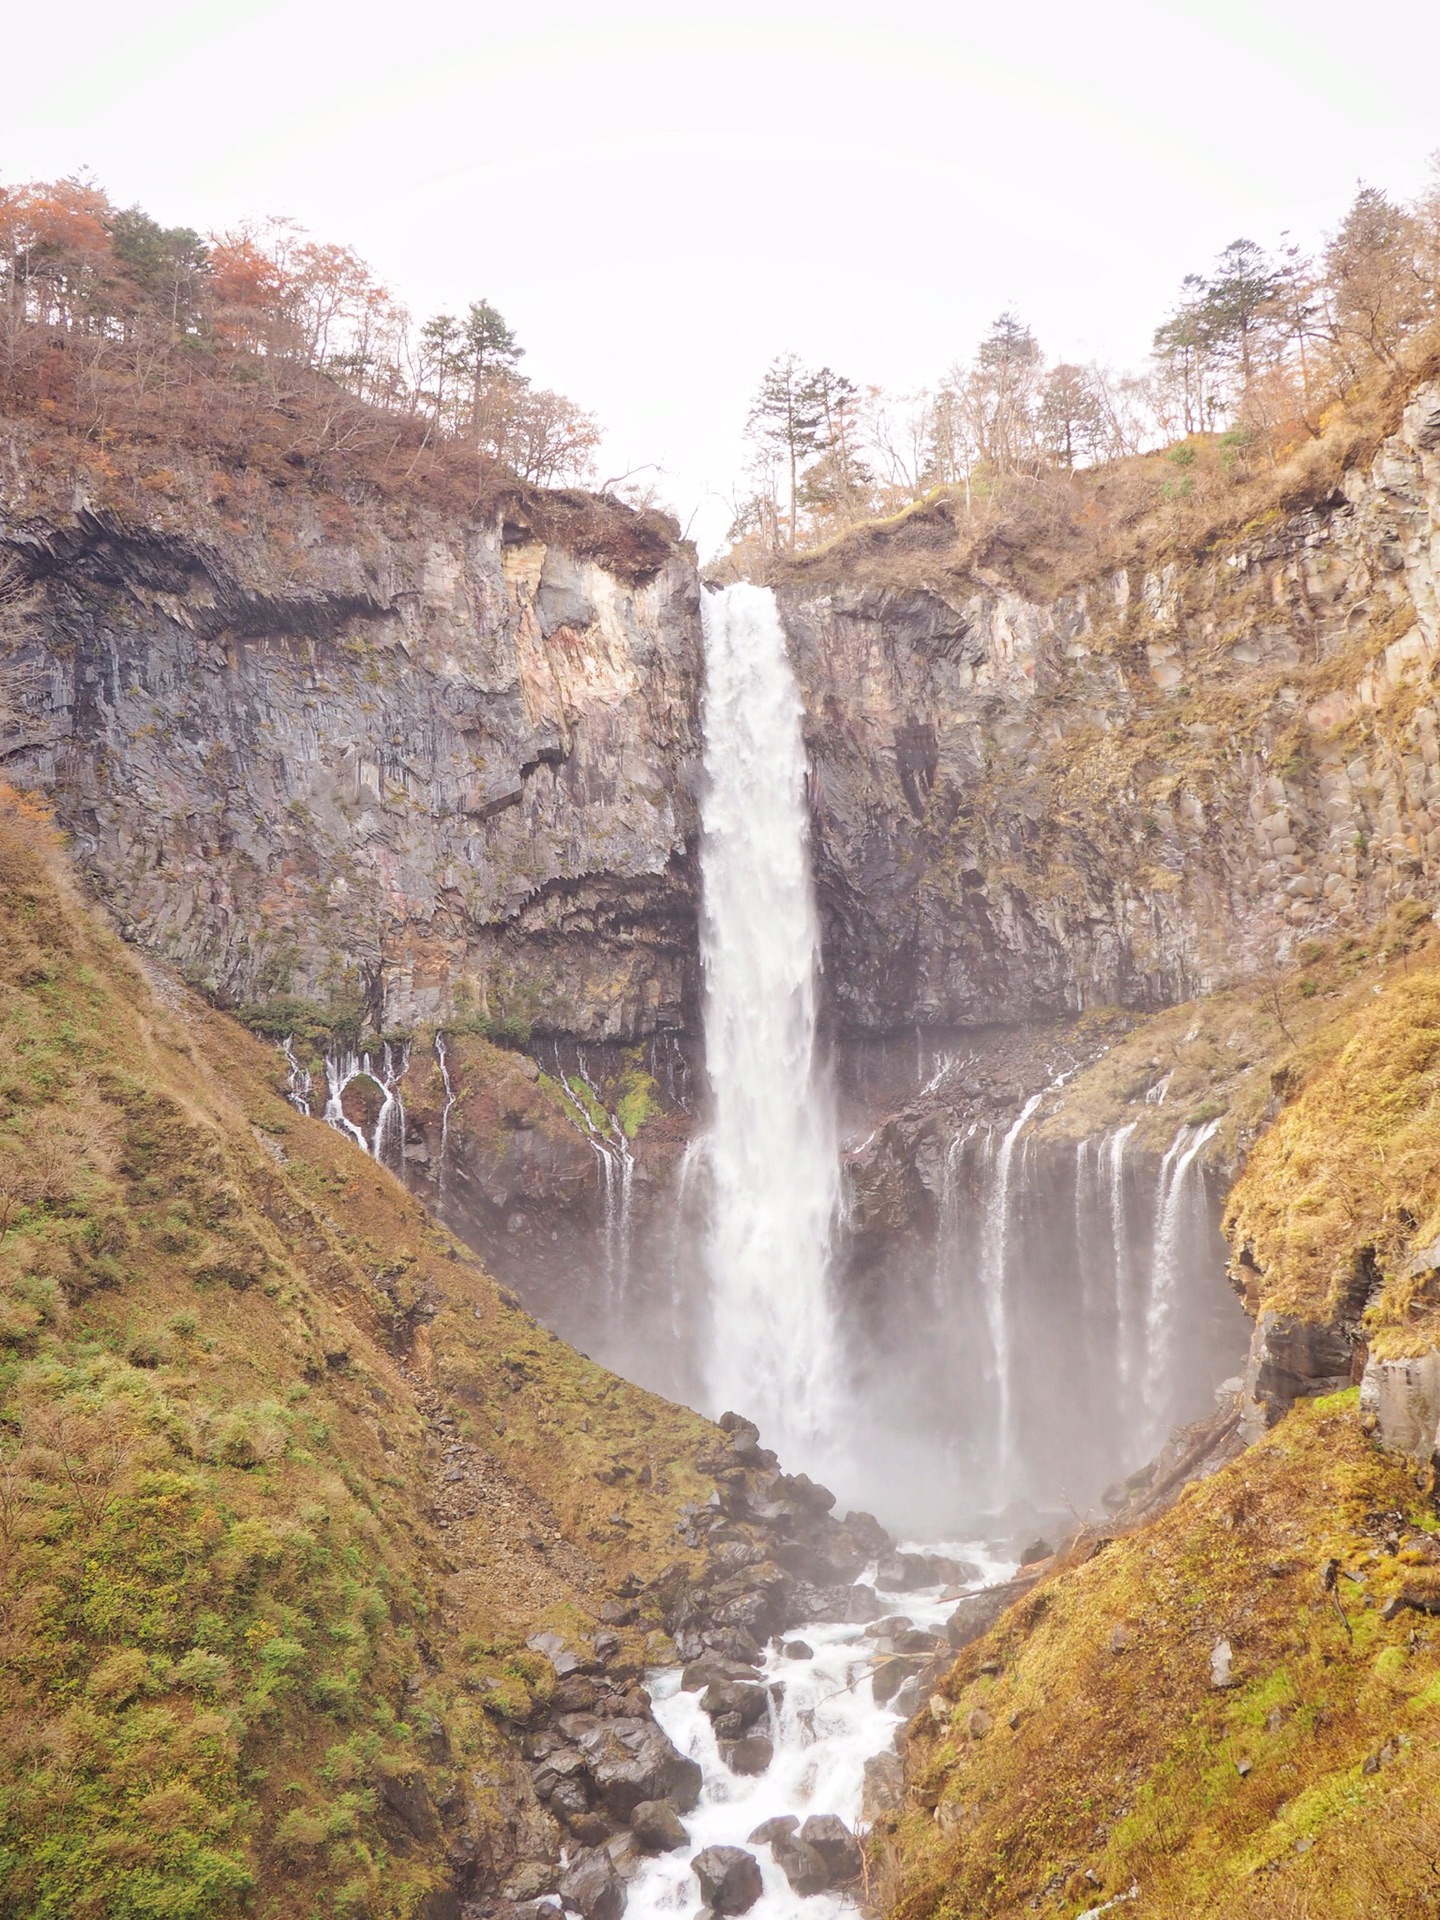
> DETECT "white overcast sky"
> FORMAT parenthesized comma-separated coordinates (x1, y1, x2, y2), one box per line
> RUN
(5, 0, 1439, 552)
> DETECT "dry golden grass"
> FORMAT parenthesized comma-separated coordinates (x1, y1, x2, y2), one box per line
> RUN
(879, 1395, 1440, 1920)
(0, 791, 722, 1918)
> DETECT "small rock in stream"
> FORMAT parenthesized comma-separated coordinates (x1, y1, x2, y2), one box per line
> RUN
(630, 1798, 689, 1852)
(719, 1733, 773, 1775)
(692, 1845, 763, 1915)
(748, 1815, 798, 1846)
(781, 1639, 813, 1660)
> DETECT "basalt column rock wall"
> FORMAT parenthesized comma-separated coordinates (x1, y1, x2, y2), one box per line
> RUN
(0, 498, 704, 1040)
(777, 381, 1440, 1035)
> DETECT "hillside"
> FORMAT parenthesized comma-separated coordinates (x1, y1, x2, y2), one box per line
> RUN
(0, 788, 737, 1920)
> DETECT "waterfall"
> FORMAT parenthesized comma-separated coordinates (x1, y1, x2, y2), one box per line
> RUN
(1104, 1122, 1139, 1387)
(698, 583, 840, 1468)
(1143, 1118, 1222, 1438)
(434, 1032, 456, 1201)
(321, 1043, 410, 1169)
(978, 1092, 1042, 1501)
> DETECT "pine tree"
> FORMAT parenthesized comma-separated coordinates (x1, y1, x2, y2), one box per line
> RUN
(745, 354, 827, 550)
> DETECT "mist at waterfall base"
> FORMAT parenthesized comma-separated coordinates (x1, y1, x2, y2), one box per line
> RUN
(300, 582, 1249, 1538)
(549, 581, 1247, 1535)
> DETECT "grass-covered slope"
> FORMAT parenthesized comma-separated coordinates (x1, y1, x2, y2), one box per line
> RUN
(0, 789, 720, 1920)
(879, 1395, 1440, 1920)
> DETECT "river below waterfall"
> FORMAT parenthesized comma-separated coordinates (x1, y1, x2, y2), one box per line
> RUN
(620, 1543, 1014, 1920)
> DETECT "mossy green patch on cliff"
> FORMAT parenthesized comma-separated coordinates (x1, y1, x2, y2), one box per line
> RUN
(878, 1396, 1440, 1920)
(0, 791, 722, 1918)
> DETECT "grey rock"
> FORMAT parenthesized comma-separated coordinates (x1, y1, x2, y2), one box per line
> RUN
(799, 1815, 863, 1885)
(1360, 1352, 1440, 1463)
(1242, 1312, 1357, 1435)
(699, 1681, 770, 1732)
(861, 1750, 904, 1820)
(946, 1573, 1040, 1650)
(1210, 1638, 1234, 1689)
(559, 1848, 625, 1920)
(574, 1717, 703, 1819)
(772, 1833, 830, 1896)
(747, 1816, 798, 1846)
(629, 1799, 689, 1852)
(691, 1846, 763, 1915)
(681, 1656, 760, 1693)
(718, 1734, 773, 1775)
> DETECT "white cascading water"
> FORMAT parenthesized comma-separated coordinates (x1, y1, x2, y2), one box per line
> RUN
(623, 1545, 1013, 1920)
(1105, 1121, 1139, 1386)
(320, 1043, 410, 1169)
(977, 1092, 1043, 1500)
(1143, 1117, 1223, 1440)
(698, 584, 841, 1470)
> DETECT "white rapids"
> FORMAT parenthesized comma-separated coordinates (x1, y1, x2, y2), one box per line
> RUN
(621, 1545, 1013, 1920)
(697, 583, 842, 1474)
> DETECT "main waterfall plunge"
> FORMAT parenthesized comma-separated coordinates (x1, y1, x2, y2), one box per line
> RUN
(697, 583, 842, 1474)
(300, 582, 1248, 1534)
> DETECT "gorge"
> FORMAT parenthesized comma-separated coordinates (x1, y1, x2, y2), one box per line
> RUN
(8, 299, 1440, 1919)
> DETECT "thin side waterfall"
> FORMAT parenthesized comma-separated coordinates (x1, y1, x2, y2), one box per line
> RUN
(321, 1044, 410, 1169)
(282, 1037, 312, 1115)
(698, 583, 840, 1469)
(1143, 1117, 1223, 1436)
(434, 1032, 456, 1202)
(978, 1091, 1043, 1499)
(1105, 1121, 1139, 1386)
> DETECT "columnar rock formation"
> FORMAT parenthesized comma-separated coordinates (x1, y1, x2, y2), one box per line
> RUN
(0, 500, 703, 1038)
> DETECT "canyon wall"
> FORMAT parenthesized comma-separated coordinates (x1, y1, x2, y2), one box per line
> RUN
(0, 494, 703, 1040)
(4, 382, 1440, 1058)
(780, 380, 1440, 1033)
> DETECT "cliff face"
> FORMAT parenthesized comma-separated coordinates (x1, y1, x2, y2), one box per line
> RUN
(6, 383, 1440, 1059)
(778, 381, 1440, 1034)
(0, 496, 703, 1040)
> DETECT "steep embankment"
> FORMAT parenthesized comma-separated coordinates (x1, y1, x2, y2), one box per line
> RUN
(877, 1394, 1440, 1920)
(0, 791, 845, 1920)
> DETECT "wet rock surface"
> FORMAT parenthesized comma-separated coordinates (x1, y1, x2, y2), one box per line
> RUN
(691, 1846, 763, 1915)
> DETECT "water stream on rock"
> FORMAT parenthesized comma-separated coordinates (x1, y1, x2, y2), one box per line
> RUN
(622, 1546, 1012, 1920)
(697, 583, 841, 1476)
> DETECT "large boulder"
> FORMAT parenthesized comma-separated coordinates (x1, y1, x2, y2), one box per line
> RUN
(574, 1717, 702, 1819)
(1241, 1311, 1357, 1435)
(945, 1573, 1040, 1650)
(692, 1846, 763, 1915)
(719, 1734, 773, 1775)
(558, 1849, 625, 1920)
(629, 1798, 689, 1852)
(700, 1680, 771, 1737)
(800, 1815, 863, 1885)
(772, 1831, 829, 1895)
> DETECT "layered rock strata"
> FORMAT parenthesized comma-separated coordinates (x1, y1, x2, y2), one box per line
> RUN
(0, 502, 702, 1038)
